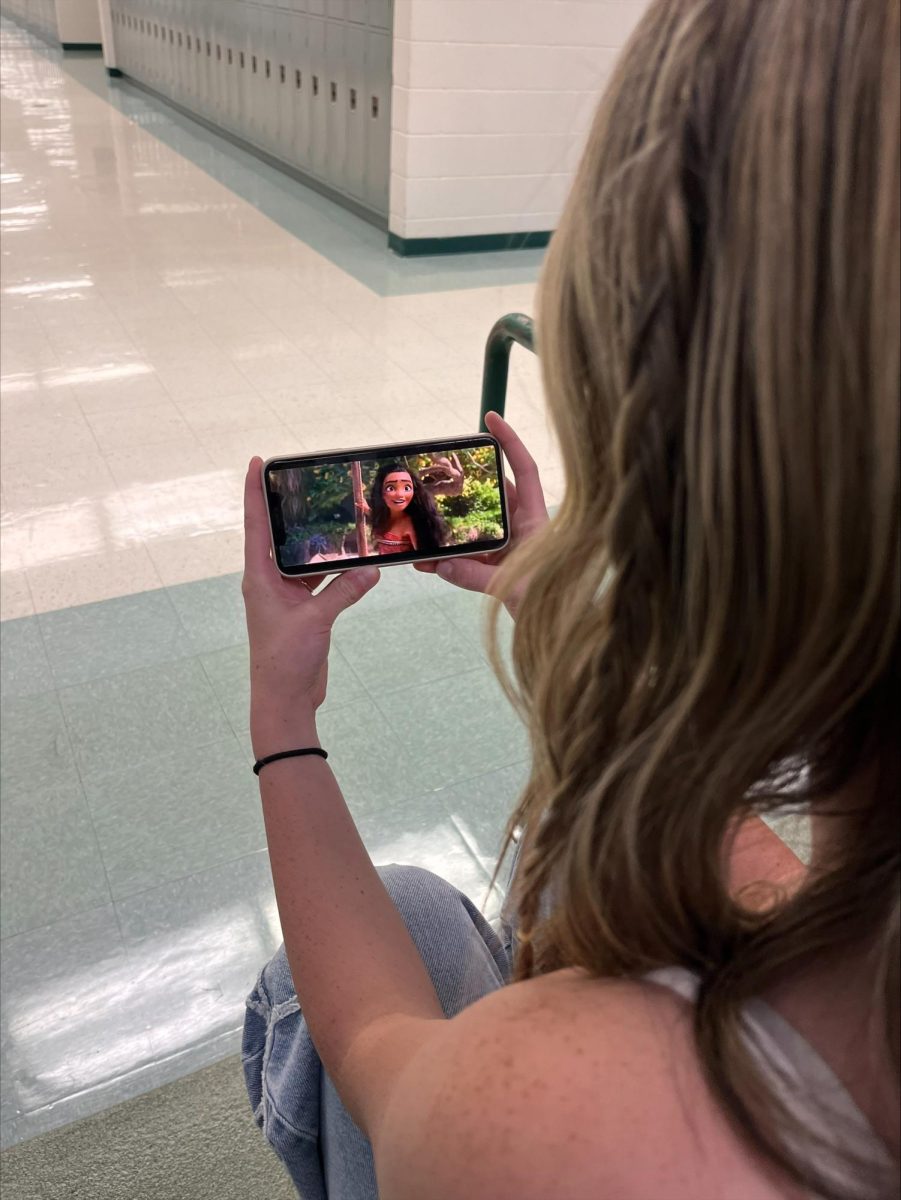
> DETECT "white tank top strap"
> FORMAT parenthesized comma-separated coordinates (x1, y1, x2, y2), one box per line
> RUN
(644, 966, 893, 1200)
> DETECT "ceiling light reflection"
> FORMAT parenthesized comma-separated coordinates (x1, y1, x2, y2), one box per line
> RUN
(4, 278, 94, 296)
(5, 900, 278, 1100)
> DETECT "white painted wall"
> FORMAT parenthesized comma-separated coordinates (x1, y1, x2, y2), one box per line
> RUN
(54, 0, 102, 44)
(390, 0, 651, 242)
(1, 0, 101, 44)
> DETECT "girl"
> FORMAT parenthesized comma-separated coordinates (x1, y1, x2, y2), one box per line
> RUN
(367, 461, 447, 556)
(241, 2, 899, 1197)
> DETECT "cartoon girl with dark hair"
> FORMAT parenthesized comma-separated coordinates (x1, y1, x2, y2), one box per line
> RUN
(367, 461, 447, 555)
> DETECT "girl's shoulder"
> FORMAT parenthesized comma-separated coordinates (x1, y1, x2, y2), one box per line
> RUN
(375, 970, 788, 1200)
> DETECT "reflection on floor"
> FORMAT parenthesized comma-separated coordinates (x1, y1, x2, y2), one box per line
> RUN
(0, 17, 547, 1148)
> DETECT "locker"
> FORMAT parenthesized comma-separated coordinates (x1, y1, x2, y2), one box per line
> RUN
(325, 19, 346, 192)
(105, 0, 393, 219)
(274, 8, 296, 162)
(290, 11, 311, 171)
(307, 15, 327, 180)
(343, 21, 366, 201)
(363, 27, 390, 212)
(260, 6, 280, 152)
(367, 0, 392, 32)
(224, 6, 245, 133)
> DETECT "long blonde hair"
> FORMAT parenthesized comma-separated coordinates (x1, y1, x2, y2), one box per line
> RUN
(491, 2, 900, 1196)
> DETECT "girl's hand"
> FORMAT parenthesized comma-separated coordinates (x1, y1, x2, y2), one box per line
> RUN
(242, 457, 379, 756)
(415, 412, 550, 617)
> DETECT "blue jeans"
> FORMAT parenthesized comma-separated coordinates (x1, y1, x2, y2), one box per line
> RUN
(242, 865, 513, 1199)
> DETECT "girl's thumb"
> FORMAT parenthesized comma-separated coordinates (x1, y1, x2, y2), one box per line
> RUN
(317, 567, 380, 622)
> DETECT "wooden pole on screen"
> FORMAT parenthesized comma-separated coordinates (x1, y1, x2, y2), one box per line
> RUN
(350, 461, 370, 557)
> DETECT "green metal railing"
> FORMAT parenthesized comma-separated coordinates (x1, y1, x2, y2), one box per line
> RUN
(479, 312, 535, 430)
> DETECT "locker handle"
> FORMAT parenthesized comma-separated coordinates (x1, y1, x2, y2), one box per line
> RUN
(216, 44, 221, 61)
(279, 64, 286, 84)
(312, 75, 319, 96)
(252, 55, 258, 73)
(350, 88, 357, 111)
(265, 60, 271, 79)
(228, 48, 233, 65)
(240, 51, 245, 68)
(371, 95, 379, 118)
(330, 81, 337, 102)
(295, 68, 302, 89)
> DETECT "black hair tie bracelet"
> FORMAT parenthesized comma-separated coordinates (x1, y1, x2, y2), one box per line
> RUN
(253, 747, 328, 776)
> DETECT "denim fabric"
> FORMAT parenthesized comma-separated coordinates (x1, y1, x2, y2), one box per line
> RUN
(242, 865, 512, 1199)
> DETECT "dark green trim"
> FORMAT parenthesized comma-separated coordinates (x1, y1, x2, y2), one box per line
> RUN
(61, 42, 103, 51)
(112, 72, 388, 233)
(388, 230, 552, 258)
(106, 66, 123, 77)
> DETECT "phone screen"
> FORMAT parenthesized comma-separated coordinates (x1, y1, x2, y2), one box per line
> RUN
(263, 435, 509, 576)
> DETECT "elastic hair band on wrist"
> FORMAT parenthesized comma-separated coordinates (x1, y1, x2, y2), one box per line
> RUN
(253, 747, 328, 776)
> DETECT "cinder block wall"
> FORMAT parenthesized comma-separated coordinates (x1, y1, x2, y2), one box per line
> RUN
(389, 0, 650, 243)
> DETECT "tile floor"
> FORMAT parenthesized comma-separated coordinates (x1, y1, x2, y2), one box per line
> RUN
(0, 18, 553, 1147)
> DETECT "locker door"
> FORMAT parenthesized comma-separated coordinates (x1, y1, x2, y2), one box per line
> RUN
(290, 11, 310, 170)
(198, 3, 213, 118)
(367, 0, 392, 32)
(344, 21, 366, 201)
(307, 15, 327, 179)
(234, 7, 252, 139)
(363, 28, 391, 214)
(212, 5, 228, 125)
(325, 18, 346, 192)
(220, 3, 237, 132)
(345, 0, 366, 24)
(260, 6, 279, 152)
(274, 9, 294, 160)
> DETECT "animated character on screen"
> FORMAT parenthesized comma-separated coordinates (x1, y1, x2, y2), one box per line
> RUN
(365, 462, 448, 555)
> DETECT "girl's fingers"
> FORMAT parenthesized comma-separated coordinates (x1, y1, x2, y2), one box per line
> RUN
(484, 412, 547, 517)
(244, 458, 278, 577)
(435, 557, 496, 594)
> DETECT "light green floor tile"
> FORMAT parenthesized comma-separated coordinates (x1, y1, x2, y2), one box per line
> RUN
(199, 641, 366, 734)
(57, 659, 232, 781)
(343, 564, 437, 614)
(354, 794, 492, 906)
(116, 850, 278, 1055)
(0, 691, 77, 796)
(374, 666, 529, 793)
(0, 618, 53, 700)
(333, 599, 477, 694)
(167, 574, 246, 655)
(38, 589, 194, 688)
(0, 778, 111, 938)
(82, 736, 264, 898)
(316, 704, 417, 815)
(436, 761, 530, 876)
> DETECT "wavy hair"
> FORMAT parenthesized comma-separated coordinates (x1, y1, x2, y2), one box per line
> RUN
(369, 462, 447, 553)
(489, 2, 900, 1197)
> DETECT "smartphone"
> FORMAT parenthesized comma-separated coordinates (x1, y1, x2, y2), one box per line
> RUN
(263, 435, 509, 578)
